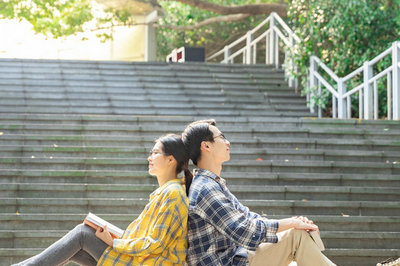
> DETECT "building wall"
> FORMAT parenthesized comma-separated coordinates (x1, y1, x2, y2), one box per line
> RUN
(0, 17, 149, 61)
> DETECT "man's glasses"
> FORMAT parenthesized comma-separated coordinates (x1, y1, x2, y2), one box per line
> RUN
(213, 134, 227, 140)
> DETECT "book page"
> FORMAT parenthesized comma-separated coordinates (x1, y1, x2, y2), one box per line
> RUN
(83, 212, 124, 239)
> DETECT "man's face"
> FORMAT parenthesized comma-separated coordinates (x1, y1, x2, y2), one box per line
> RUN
(207, 125, 230, 163)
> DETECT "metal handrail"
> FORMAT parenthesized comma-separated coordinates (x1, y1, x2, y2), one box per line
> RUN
(206, 11, 400, 120)
(206, 12, 300, 89)
(309, 41, 400, 120)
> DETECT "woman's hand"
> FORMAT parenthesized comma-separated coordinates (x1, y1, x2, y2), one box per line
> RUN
(95, 225, 114, 246)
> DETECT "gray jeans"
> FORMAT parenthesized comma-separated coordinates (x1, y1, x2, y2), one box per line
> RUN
(13, 224, 108, 266)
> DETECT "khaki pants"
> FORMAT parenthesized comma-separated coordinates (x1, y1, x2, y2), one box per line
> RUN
(248, 229, 336, 266)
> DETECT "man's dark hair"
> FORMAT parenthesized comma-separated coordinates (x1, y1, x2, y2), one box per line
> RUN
(181, 119, 216, 166)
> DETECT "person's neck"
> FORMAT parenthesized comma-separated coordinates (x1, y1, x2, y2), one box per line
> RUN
(197, 159, 222, 176)
(156, 171, 178, 187)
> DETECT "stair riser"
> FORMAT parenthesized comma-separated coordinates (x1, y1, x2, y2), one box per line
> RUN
(1, 202, 398, 217)
(328, 255, 400, 266)
(1, 140, 399, 152)
(1, 150, 398, 163)
(247, 206, 400, 217)
(0, 163, 398, 175)
(1, 189, 398, 202)
(324, 238, 400, 249)
(0, 235, 397, 250)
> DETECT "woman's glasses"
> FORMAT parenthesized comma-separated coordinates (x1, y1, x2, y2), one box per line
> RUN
(149, 150, 163, 157)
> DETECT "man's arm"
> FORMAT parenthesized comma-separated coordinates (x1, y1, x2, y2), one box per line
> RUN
(193, 187, 278, 251)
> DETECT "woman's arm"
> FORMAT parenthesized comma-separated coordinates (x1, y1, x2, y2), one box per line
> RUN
(112, 189, 187, 256)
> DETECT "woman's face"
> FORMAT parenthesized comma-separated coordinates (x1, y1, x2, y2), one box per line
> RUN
(147, 141, 170, 177)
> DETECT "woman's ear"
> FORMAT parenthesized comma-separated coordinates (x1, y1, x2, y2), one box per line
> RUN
(167, 155, 176, 165)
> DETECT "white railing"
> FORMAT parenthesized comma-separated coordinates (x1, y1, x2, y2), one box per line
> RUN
(207, 11, 400, 120)
(309, 41, 400, 120)
(207, 12, 300, 88)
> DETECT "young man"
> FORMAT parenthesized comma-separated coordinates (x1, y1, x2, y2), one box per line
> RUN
(182, 119, 336, 266)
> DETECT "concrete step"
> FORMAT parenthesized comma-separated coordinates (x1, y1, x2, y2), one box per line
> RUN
(0, 157, 398, 174)
(323, 231, 400, 249)
(241, 199, 400, 216)
(1, 145, 399, 163)
(324, 249, 400, 266)
(1, 169, 399, 187)
(0, 93, 267, 104)
(1, 198, 398, 216)
(3, 247, 399, 266)
(1, 230, 399, 249)
(1, 183, 398, 202)
(0, 107, 306, 117)
(1, 214, 399, 232)
(0, 114, 398, 133)
(1, 123, 399, 141)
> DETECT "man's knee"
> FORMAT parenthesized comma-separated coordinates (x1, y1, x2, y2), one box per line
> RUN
(286, 229, 309, 244)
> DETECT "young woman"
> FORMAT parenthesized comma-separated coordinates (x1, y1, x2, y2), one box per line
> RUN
(14, 134, 191, 266)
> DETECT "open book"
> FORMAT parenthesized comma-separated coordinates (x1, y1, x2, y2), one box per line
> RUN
(308, 230, 325, 251)
(83, 212, 124, 239)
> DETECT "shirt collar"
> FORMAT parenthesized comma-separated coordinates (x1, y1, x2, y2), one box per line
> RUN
(194, 168, 226, 186)
(151, 178, 181, 196)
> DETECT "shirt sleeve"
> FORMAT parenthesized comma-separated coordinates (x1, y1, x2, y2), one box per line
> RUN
(193, 185, 278, 251)
(112, 190, 187, 256)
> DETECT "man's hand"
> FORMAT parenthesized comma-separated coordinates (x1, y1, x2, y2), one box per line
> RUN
(95, 225, 114, 246)
(292, 216, 320, 234)
(277, 216, 319, 234)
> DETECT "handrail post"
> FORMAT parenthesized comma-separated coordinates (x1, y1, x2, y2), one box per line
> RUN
(246, 31, 253, 64)
(269, 15, 276, 66)
(287, 34, 294, 88)
(309, 56, 318, 113)
(363, 62, 373, 119)
(393, 41, 400, 120)
(337, 78, 347, 119)
(223, 46, 230, 64)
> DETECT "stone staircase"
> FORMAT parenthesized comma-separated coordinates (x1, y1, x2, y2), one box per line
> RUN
(0, 58, 399, 266)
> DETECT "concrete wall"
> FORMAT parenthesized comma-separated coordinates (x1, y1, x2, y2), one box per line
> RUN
(0, 15, 155, 61)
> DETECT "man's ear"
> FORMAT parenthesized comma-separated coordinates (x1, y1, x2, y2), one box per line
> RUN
(200, 141, 210, 152)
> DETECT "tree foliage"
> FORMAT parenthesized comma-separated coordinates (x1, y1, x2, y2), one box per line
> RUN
(156, 0, 286, 60)
(0, 0, 136, 39)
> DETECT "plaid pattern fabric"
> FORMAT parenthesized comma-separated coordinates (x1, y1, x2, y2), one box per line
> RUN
(187, 169, 278, 266)
(97, 179, 188, 266)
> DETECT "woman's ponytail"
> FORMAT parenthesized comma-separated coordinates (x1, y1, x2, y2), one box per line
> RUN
(183, 168, 193, 196)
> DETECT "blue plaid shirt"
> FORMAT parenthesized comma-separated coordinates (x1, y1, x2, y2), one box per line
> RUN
(187, 169, 279, 266)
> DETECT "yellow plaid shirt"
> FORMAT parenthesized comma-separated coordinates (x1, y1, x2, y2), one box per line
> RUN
(97, 179, 188, 266)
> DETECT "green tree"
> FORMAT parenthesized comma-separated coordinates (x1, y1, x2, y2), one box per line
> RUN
(0, 0, 288, 48)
